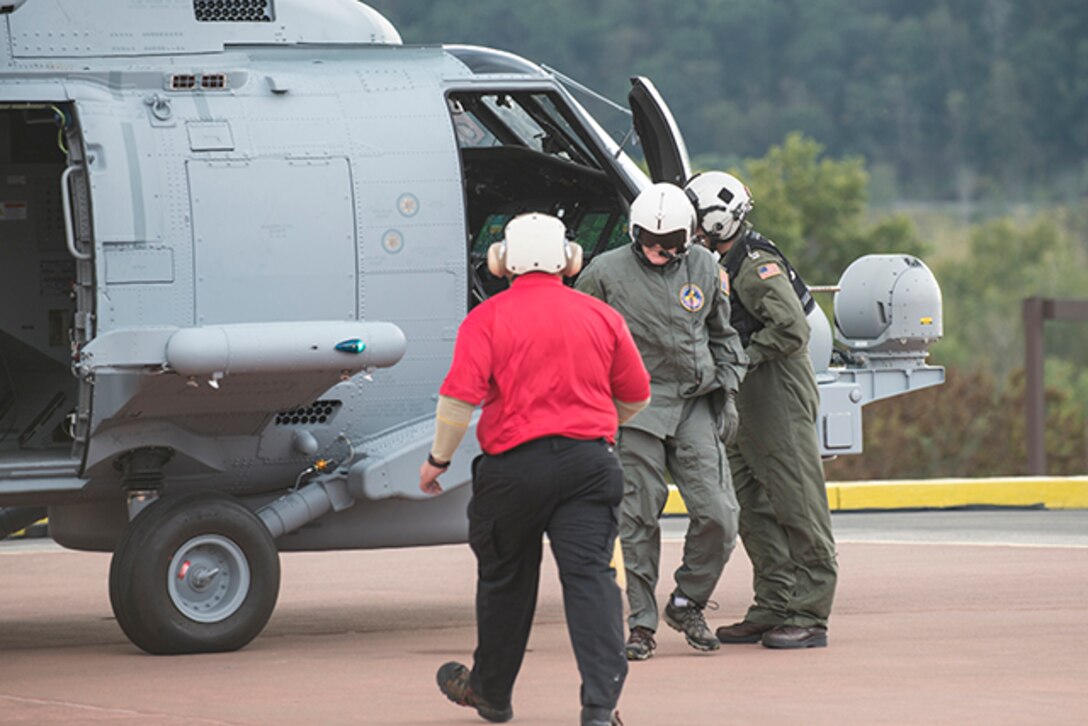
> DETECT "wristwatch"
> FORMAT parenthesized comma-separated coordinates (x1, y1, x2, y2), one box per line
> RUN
(427, 453, 450, 469)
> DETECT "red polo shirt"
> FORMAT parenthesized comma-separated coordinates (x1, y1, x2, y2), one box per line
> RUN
(440, 273, 650, 455)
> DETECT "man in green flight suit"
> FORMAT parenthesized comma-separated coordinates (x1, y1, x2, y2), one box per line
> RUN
(576, 182, 748, 660)
(684, 171, 838, 649)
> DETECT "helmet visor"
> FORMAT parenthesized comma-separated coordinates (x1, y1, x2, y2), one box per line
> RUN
(634, 226, 689, 251)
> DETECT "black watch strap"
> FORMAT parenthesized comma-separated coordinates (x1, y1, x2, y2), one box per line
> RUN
(427, 453, 451, 469)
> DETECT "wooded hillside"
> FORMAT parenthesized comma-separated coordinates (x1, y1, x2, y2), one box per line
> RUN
(370, 0, 1088, 204)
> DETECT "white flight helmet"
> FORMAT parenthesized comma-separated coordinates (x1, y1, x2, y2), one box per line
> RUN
(487, 212, 583, 278)
(684, 171, 753, 242)
(628, 182, 696, 255)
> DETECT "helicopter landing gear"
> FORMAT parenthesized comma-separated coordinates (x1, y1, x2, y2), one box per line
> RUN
(108, 491, 280, 654)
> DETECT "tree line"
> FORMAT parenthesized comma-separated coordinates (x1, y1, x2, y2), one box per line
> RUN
(369, 0, 1088, 205)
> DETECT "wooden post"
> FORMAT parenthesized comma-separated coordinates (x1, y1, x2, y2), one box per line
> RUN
(1023, 297, 1088, 476)
(1023, 298, 1045, 475)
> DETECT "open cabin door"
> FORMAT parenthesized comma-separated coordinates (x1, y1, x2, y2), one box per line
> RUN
(628, 76, 692, 186)
(0, 102, 90, 471)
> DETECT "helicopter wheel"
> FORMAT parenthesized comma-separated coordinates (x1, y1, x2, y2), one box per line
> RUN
(109, 491, 280, 654)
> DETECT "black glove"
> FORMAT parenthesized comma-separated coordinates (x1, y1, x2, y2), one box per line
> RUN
(719, 391, 739, 446)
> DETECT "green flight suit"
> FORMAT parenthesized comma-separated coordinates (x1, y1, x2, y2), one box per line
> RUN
(576, 243, 748, 632)
(723, 234, 838, 629)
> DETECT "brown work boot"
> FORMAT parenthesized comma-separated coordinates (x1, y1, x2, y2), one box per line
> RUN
(625, 626, 656, 661)
(716, 620, 776, 644)
(436, 661, 513, 722)
(761, 625, 829, 649)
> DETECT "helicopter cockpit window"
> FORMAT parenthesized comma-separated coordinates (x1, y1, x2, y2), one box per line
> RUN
(574, 212, 610, 250)
(474, 213, 512, 253)
(450, 93, 600, 170)
(480, 95, 548, 154)
(601, 215, 630, 253)
(451, 104, 500, 148)
(448, 90, 628, 307)
(531, 94, 598, 168)
(572, 210, 630, 256)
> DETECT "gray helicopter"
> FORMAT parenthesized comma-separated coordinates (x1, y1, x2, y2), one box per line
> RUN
(0, 0, 943, 655)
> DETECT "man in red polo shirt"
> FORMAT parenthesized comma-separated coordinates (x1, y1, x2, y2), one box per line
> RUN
(419, 212, 650, 726)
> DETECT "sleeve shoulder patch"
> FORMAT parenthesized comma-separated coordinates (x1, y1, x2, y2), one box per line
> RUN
(719, 268, 730, 296)
(757, 262, 782, 280)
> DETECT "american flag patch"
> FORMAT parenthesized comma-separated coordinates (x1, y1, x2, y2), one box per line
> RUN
(757, 262, 782, 280)
(719, 268, 730, 296)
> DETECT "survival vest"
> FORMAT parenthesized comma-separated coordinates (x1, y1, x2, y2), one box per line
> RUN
(721, 228, 815, 346)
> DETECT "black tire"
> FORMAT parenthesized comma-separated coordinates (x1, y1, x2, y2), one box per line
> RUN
(108, 491, 280, 655)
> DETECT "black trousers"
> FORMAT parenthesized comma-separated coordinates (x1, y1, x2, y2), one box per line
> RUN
(467, 436, 627, 713)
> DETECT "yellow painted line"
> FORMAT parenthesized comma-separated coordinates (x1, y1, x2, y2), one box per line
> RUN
(663, 477, 1088, 515)
(609, 537, 626, 590)
(8, 518, 47, 539)
(832, 477, 1088, 510)
(665, 487, 687, 515)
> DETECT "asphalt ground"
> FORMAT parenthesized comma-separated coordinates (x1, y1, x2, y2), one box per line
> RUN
(2, 510, 1087, 725)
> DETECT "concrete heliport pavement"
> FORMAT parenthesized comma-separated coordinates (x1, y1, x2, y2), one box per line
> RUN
(2, 509, 1088, 725)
